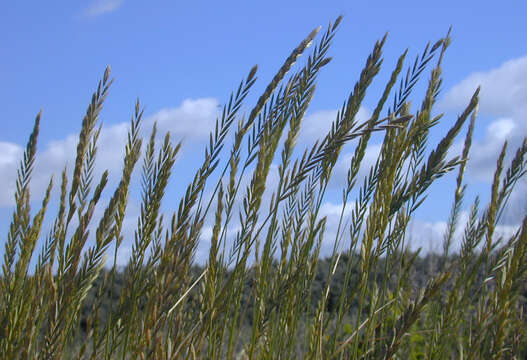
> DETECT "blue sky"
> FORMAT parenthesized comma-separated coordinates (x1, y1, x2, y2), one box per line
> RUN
(1, 0, 526, 264)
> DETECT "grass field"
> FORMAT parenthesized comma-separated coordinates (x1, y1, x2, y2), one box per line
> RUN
(1, 16, 527, 359)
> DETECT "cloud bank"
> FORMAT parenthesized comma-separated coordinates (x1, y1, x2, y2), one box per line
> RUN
(0, 98, 219, 207)
(440, 55, 527, 182)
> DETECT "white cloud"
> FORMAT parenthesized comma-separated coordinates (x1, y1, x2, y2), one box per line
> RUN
(405, 218, 449, 253)
(150, 98, 220, 142)
(319, 201, 353, 218)
(0, 142, 23, 205)
(456, 116, 522, 182)
(0, 123, 132, 207)
(487, 118, 516, 139)
(440, 56, 527, 116)
(439, 55, 527, 213)
(499, 178, 527, 225)
(0, 98, 221, 207)
(0, 142, 21, 167)
(84, 0, 124, 17)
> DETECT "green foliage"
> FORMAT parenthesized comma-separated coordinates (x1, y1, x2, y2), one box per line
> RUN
(1, 15, 527, 359)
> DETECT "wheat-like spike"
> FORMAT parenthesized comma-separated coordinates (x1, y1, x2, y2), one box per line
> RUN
(443, 103, 477, 262)
(36, 167, 68, 272)
(2, 111, 40, 292)
(391, 32, 451, 213)
(76, 124, 102, 218)
(461, 197, 483, 263)
(430, 170, 508, 360)
(320, 34, 387, 182)
(276, 43, 388, 346)
(50, 167, 69, 273)
(495, 137, 527, 224)
(15, 177, 53, 281)
(275, 112, 404, 221)
(389, 37, 444, 115)
(67, 67, 113, 229)
(486, 141, 508, 253)
(347, 113, 406, 357)
(112, 100, 144, 251)
(232, 26, 326, 205)
(200, 182, 224, 353)
(129, 135, 175, 254)
(345, 43, 443, 352)
(64, 172, 109, 278)
(49, 67, 114, 294)
(245, 25, 321, 134)
(225, 59, 322, 265)
(424, 86, 479, 176)
(141, 122, 158, 202)
(460, 140, 527, 273)
(393, 33, 451, 215)
(198, 66, 258, 217)
(250, 77, 317, 348)
(132, 130, 177, 273)
(345, 49, 407, 199)
(218, 87, 297, 271)
(327, 160, 381, 342)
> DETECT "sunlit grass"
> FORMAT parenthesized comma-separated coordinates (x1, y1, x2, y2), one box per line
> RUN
(1, 16, 526, 359)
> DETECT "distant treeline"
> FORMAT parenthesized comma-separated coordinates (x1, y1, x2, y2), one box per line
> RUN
(78, 251, 527, 335)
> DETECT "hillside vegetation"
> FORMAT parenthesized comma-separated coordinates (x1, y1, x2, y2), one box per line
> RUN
(1, 16, 527, 359)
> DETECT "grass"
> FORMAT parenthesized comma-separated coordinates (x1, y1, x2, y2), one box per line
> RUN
(1, 16, 527, 359)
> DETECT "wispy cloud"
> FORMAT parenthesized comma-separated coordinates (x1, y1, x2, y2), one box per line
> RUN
(84, 0, 124, 17)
